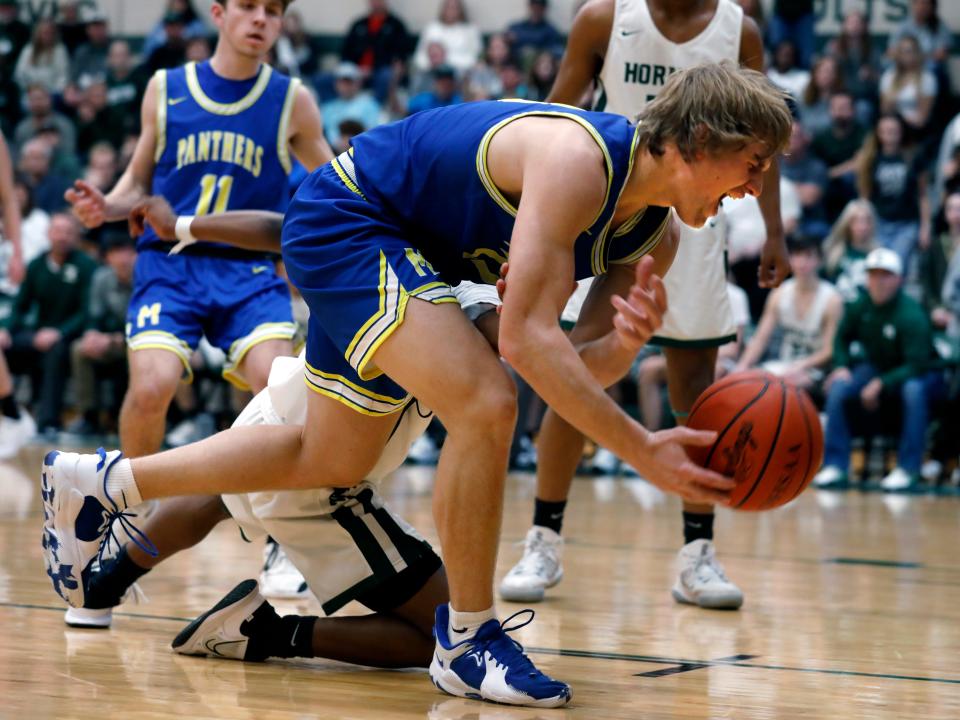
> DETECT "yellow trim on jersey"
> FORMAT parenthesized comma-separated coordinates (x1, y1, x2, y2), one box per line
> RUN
(127, 330, 193, 383)
(609, 211, 670, 266)
(461, 246, 510, 285)
(474, 110, 614, 226)
(409, 281, 457, 303)
(344, 252, 409, 380)
(154, 69, 167, 163)
(305, 362, 410, 405)
(332, 156, 365, 198)
(222, 322, 298, 391)
(591, 123, 642, 276)
(184, 62, 273, 116)
(613, 208, 645, 238)
(277, 77, 301, 175)
(303, 376, 409, 416)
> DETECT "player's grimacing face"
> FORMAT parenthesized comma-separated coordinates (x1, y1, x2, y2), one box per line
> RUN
(217, 0, 284, 57)
(675, 142, 770, 228)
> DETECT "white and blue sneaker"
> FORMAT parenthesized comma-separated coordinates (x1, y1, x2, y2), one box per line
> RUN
(41, 449, 156, 608)
(429, 605, 571, 708)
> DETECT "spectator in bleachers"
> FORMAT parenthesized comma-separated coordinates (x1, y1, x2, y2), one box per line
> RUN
(142, 0, 208, 58)
(506, 0, 563, 65)
(144, 12, 189, 75)
(768, 0, 815, 69)
(17, 138, 71, 214)
(275, 9, 320, 78)
(70, 11, 111, 90)
(887, 0, 952, 70)
(13, 83, 77, 156)
(880, 34, 937, 134)
(827, 10, 882, 118)
(407, 64, 462, 115)
(321, 62, 382, 147)
(811, 91, 866, 221)
(67, 232, 133, 435)
(342, 0, 412, 102)
(734, 235, 842, 394)
(823, 199, 878, 301)
(498, 61, 529, 101)
(12, 175, 50, 266)
(857, 112, 930, 264)
(0, 0, 29, 71)
(528, 50, 559, 102)
(55, 1, 87, 57)
(0, 212, 96, 434)
(185, 35, 212, 64)
(413, 0, 482, 76)
(331, 119, 366, 155)
(767, 40, 809, 101)
(410, 40, 449, 96)
(103, 40, 145, 136)
(465, 33, 513, 101)
(75, 80, 124, 159)
(814, 247, 945, 491)
(14, 18, 70, 95)
(781, 120, 830, 238)
(920, 190, 960, 328)
(798, 55, 844, 136)
(82, 142, 119, 195)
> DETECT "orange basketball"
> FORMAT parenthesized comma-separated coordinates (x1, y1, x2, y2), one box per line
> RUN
(685, 370, 824, 511)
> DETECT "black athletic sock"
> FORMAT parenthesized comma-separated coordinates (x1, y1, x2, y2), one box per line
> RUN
(85, 546, 151, 608)
(683, 511, 714, 545)
(533, 498, 567, 535)
(1, 394, 20, 420)
(249, 609, 318, 659)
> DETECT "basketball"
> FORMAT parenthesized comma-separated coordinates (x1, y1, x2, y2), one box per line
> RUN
(685, 370, 824, 511)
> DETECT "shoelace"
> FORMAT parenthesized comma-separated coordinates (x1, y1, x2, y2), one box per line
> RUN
(483, 610, 549, 679)
(95, 448, 159, 570)
(697, 546, 730, 583)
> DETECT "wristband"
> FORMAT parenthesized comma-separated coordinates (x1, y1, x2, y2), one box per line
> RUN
(170, 215, 197, 255)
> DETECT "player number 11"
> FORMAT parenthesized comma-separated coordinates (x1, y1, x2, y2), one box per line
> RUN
(196, 174, 234, 216)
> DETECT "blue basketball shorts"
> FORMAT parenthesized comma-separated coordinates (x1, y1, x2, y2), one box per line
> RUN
(281, 156, 458, 416)
(126, 248, 296, 389)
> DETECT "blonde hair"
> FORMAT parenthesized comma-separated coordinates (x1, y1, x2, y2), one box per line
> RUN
(636, 62, 793, 162)
(823, 199, 878, 276)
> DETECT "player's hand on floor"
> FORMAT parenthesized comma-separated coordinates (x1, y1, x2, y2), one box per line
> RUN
(629, 427, 735, 505)
(64, 180, 107, 228)
(129, 195, 177, 240)
(610, 256, 667, 353)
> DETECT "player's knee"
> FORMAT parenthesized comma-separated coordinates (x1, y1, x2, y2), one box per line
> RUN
(448, 374, 517, 438)
(126, 376, 179, 416)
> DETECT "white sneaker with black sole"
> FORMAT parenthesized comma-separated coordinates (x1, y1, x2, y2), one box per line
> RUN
(259, 540, 309, 599)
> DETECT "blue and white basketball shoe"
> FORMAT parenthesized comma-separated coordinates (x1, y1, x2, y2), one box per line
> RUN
(429, 605, 571, 707)
(41, 448, 155, 608)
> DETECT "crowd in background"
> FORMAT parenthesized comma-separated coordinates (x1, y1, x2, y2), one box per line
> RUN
(0, 0, 958, 489)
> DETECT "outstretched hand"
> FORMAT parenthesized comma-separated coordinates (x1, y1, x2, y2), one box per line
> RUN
(610, 255, 667, 353)
(64, 180, 107, 229)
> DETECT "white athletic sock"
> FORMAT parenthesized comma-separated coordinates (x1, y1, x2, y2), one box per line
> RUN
(105, 459, 142, 509)
(448, 605, 496, 644)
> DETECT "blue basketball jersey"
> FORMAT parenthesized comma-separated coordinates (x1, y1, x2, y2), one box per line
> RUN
(141, 61, 301, 254)
(345, 100, 670, 284)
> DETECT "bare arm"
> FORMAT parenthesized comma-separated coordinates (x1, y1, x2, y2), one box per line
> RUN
(545, 0, 613, 106)
(735, 285, 781, 371)
(0, 132, 23, 283)
(741, 16, 788, 288)
(288, 85, 334, 172)
(498, 131, 732, 503)
(791, 291, 843, 372)
(66, 73, 160, 226)
(129, 195, 282, 253)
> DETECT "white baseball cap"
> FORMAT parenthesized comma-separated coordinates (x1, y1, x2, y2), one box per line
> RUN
(864, 247, 903, 276)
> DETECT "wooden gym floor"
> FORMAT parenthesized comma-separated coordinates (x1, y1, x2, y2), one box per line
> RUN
(1, 444, 958, 719)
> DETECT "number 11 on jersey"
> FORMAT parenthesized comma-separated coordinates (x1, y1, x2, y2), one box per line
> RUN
(196, 174, 234, 215)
